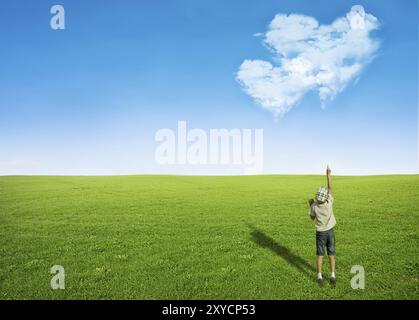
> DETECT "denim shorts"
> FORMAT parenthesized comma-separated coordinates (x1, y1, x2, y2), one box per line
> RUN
(316, 228, 335, 256)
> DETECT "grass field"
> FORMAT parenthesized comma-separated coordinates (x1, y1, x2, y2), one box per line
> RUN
(0, 175, 418, 299)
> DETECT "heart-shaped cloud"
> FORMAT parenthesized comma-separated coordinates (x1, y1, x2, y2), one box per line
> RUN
(237, 5, 381, 118)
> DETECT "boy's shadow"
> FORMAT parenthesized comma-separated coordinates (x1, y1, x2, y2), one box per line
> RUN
(248, 225, 316, 280)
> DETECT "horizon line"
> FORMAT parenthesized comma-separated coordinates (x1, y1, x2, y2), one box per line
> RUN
(1, 173, 418, 178)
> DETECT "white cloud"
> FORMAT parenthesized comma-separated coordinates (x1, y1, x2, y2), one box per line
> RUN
(237, 5, 380, 117)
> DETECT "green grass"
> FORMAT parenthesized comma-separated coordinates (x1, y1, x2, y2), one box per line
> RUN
(0, 175, 418, 299)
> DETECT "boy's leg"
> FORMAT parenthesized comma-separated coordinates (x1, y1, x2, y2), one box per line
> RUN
(326, 229, 336, 282)
(329, 255, 336, 285)
(316, 256, 323, 273)
(316, 256, 323, 285)
(329, 255, 335, 273)
(316, 231, 326, 282)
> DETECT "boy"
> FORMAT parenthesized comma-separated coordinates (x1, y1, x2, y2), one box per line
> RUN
(308, 165, 336, 285)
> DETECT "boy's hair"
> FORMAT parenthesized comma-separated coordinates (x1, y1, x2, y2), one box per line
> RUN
(316, 186, 328, 203)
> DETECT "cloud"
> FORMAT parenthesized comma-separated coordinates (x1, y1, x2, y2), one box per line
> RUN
(237, 5, 381, 117)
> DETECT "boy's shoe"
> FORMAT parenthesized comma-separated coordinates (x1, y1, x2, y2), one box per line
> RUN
(330, 277, 336, 286)
(317, 278, 324, 286)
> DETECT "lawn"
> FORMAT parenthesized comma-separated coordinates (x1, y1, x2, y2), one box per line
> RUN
(0, 175, 418, 299)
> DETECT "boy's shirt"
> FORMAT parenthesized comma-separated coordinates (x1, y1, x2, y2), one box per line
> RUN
(309, 193, 336, 232)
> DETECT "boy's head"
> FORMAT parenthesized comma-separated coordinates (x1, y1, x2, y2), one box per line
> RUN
(315, 186, 328, 203)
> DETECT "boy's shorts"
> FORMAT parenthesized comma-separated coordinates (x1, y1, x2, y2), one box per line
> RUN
(316, 228, 335, 256)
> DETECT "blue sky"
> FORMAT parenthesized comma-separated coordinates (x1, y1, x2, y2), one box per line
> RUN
(0, 0, 417, 175)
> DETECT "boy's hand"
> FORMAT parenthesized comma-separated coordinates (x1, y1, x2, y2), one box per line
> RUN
(326, 165, 331, 176)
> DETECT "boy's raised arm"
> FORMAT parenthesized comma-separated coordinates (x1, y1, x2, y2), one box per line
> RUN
(326, 165, 332, 193)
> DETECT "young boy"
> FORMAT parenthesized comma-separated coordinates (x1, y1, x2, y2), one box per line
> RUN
(308, 165, 336, 285)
